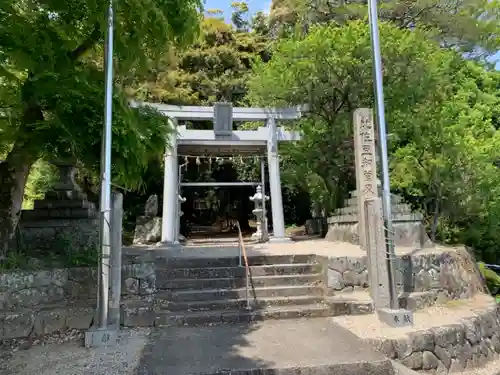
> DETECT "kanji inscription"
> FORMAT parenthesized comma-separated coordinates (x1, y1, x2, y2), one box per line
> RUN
(353, 108, 378, 251)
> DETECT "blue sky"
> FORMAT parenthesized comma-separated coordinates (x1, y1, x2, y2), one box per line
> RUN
(205, 0, 271, 20)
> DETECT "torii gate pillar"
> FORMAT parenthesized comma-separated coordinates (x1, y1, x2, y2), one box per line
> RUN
(266, 117, 289, 242)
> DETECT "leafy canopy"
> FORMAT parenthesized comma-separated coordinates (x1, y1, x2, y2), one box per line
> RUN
(248, 20, 457, 211)
(0, 0, 203, 188)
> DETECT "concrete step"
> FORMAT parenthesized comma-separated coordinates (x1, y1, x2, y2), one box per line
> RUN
(155, 304, 333, 327)
(169, 285, 324, 302)
(121, 297, 374, 327)
(156, 263, 322, 279)
(155, 295, 327, 312)
(136, 318, 395, 375)
(156, 273, 323, 290)
(154, 254, 317, 269)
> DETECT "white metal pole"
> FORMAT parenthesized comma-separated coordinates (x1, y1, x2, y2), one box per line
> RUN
(367, 0, 398, 309)
(98, 0, 114, 328)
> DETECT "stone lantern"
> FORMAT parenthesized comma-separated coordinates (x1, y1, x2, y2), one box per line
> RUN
(249, 185, 269, 242)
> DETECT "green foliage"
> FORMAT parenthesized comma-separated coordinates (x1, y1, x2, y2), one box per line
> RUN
(269, 0, 500, 55)
(248, 21, 455, 212)
(477, 262, 500, 295)
(0, 0, 204, 188)
(130, 11, 270, 107)
(247, 20, 500, 260)
(23, 159, 58, 209)
(0, 0, 204, 255)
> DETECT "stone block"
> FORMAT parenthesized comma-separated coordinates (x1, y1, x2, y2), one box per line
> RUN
(422, 351, 439, 370)
(123, 262, 155, 279)
(377, 308, 414, 327)
(65, 307, 95, 330)
(401, 291, 437, 310)
(449, 358, 465, 373)
(144, 195, 158, 217)
(435, 345, 452, 368)
(407, 331, 435, 352)
(401, 351, 423, 369)
(328, 257, 349, 273)
(34, 309, 66, 335)
(19, 217, 99, 253)
(433, 324, 465, 347)
(139, 275, 156, 295)
(366, 338, 397, 359)
(2, 311, 35, 339)
(133, 216, 162, 244)
(85, 326, 118, 348)
(121, 305, 155, 327)
(123, 277, 139, 295)
(327, 269, 344, 290)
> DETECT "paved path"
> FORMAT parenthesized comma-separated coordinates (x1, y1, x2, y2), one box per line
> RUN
(4, 319, 393, 375)
(136, 318, 393, 375)
(124, 239, 455, 260)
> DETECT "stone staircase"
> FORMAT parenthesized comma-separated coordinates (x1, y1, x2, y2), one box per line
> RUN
(121, 254, 373, 327)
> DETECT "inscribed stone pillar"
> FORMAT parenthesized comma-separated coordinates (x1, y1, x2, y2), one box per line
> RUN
(353, 109, 378, 251)
(161, 118, 179, 244)
(266, 118, 288, 241)
(365, 197, 390, 309)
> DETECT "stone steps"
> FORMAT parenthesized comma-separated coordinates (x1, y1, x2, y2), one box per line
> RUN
(157, 273, 323, 290)
(120, 253, 375, 328)
(154, 303, 332, 327)
(152, 254, 317, 269)
(155, 295, 327, 311)
(120, 297, 374, 327)
(167, 285, 325, 302)
(156, 263, 323, 279)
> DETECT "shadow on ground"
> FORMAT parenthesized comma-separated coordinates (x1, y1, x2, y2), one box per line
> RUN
(135, 322, 270, 375)
(133, 242, 273, 375)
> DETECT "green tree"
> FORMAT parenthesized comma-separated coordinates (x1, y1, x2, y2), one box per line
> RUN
(124, 11, 271, 229)
(391, 62, 500, 245)
(130, 10, 269, 107)
(248, 20, 500, 257)
(0, 0, 202, 256)
(248, 21, 454, 213)
(249, 21, 494, 217)
(231, 2, 250, 32)
(269, 0, 500, 55)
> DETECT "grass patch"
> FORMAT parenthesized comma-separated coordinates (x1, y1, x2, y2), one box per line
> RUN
(0, 246, 98, 271)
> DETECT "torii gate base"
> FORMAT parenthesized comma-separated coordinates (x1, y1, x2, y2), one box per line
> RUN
(134, 101, 303, 247)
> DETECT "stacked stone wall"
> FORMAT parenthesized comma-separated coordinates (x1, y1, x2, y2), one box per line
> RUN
(0, 261, 155, 340)
(324, 247, 485, 308)
(366, 304, 500, 372)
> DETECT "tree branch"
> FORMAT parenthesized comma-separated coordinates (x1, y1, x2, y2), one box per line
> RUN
(68, 23, 102, 61)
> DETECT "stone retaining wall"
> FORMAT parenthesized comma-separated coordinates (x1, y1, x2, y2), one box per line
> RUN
(324, 247, 485, 308)
(0, 247, 486, 340)
(366, 305, 500, 372)
(0, 262, 156, 340)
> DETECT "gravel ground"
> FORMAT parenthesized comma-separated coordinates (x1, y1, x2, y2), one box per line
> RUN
(1, 328, 151, 375)
(332, 293, 496, 339)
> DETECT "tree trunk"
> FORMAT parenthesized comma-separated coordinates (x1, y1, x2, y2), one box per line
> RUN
(0, 94, 43, 258)
(0, 144, 37, 258)
(430, 198, 440, 242)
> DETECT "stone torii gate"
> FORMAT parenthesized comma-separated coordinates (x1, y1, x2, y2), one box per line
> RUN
(133, 101, 304, 247)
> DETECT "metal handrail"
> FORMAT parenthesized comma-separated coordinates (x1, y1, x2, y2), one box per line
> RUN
(235, 221, 251, 311)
